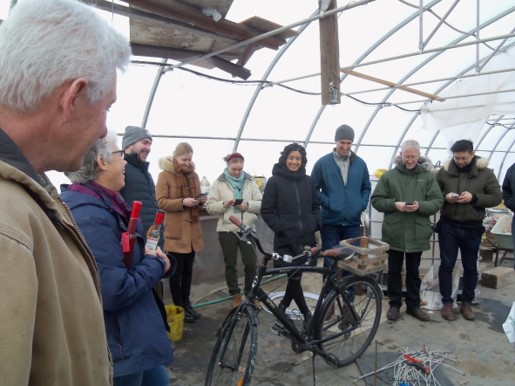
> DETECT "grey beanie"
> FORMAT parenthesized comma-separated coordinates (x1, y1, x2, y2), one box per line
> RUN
(334, 124, 355, 142)
(122, 126, 152, 149)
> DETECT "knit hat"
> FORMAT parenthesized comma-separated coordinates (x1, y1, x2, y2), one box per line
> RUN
(122, 126, 152, 149)
(334, 124, 355, 142)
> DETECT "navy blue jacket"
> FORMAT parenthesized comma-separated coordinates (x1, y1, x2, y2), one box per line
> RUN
(60, 186, 173, 377)
(120, 153, 159, 236)
(311, 151, 371, 226)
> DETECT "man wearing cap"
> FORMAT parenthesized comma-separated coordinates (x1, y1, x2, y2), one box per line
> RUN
(311, 124, 371, 273)
(120, 126, 160, 239)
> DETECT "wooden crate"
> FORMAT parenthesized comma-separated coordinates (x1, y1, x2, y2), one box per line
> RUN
(336, 236, 389, 276)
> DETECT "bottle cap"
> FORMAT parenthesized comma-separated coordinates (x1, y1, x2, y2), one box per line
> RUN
(131, 201, 142, 218)
(155, 210, 165, 224)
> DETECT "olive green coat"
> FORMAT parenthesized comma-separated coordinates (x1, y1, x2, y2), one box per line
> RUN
(371, 156, 443, 252)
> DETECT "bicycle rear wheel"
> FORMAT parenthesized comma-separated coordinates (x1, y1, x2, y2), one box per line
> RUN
(205, 303, 258, 386)
(315, 275, 382, 367)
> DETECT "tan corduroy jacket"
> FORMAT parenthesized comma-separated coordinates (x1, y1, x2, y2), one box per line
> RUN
(0, 161, 111, 386)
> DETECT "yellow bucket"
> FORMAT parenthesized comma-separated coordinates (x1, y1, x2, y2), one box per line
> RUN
(165, 305, 185, 342)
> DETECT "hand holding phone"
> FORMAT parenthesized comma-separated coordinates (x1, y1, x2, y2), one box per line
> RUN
(405, 202, 413, 206)
(195, 193, 207, 200)
(233, 199, 243, 206)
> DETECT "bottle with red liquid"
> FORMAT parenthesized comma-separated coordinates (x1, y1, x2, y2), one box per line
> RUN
(145, 210, 164, 251)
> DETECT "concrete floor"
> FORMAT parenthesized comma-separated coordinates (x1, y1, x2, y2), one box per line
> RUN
(164, 257, 515, 386)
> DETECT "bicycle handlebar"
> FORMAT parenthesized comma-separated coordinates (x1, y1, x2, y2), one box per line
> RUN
(229, 215, 319, 263)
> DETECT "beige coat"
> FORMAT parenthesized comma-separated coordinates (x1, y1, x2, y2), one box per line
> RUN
(0, 161, 111, 385)
(156, 156, 204, 253)
(205, 172, 262, 232)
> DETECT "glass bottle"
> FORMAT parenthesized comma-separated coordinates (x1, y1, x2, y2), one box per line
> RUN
(145, 210, 165, 251)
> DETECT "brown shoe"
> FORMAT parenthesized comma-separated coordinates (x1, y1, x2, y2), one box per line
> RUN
(231, 294, 242, 308)
(386, 306, 400, 321)
(441, 304, 457, 321)
(407, 307, 430, 322)
(460, 303, 476, 321)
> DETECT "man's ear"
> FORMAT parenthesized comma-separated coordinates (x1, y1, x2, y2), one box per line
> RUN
(60, 78, 88, 118)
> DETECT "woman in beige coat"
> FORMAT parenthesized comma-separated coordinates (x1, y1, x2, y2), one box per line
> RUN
(156, 142, 206, 323)
(205, 152, 262, 308)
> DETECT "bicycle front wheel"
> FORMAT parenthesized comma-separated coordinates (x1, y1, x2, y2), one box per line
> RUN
(315, 275, 382, 367)
(205, 303, 258, 386)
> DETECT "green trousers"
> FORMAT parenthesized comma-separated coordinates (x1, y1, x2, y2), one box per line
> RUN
(218, 232, 258, 296)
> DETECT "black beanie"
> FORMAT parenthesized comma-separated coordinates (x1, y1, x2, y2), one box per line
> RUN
(334, 124, 355, 142)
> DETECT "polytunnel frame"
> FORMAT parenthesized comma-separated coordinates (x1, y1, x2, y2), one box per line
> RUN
(134, 1, 515, 172)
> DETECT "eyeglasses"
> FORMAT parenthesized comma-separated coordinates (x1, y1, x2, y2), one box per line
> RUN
(111, 150, 125, 159)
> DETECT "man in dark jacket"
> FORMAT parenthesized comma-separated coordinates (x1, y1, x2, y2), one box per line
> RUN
(437, 139, 502, 322)
(311, 124, 371, 272)
(120, 125, 160, 237)
(501, 163, 515, 269)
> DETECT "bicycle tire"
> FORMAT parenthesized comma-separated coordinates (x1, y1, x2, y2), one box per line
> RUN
(205, 303, 258, 386)
(315, 275, 382, 367)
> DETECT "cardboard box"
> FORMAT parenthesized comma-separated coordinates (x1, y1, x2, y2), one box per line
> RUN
(481, 266, 514, 289)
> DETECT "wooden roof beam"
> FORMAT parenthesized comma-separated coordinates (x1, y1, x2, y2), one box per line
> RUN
(127, 0, 287, 50)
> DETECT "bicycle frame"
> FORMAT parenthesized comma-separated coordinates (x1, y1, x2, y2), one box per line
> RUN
(237, 229, 357, 355)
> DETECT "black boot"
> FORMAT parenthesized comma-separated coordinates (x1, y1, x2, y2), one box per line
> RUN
(184, 300, 200, 320)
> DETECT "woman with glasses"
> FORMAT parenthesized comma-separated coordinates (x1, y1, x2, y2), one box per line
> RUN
(156, 142, 206, 323)
(60, 132, 173, 386)
(372, 139, 443, 323)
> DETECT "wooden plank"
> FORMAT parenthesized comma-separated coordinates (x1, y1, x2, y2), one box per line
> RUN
(319, 0, 340, 105)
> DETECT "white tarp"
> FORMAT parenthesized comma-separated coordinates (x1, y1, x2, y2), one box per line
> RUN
(502, 301, 515, 343)
(421, 46, 515, 146)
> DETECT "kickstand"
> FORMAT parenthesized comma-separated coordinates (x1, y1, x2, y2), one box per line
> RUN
(311, 352, 317, 385)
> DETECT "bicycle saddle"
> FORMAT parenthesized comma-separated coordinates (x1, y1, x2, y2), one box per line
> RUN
(321, 246, 355, 260)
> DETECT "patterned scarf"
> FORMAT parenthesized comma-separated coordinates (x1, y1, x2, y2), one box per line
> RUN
(174, 159, 200, 222)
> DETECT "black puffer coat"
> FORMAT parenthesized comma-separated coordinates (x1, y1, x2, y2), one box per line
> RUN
(119, 152, 159, 235)
(261, 162, 321, 257)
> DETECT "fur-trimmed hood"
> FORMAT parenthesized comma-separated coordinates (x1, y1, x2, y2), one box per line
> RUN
(442, 155, 489, 171)
(393, 154, 434, 171)
(158, 155, 196, 173)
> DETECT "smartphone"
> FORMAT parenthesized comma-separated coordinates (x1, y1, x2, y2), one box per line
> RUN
(405, 202, 413, 205)
(233, 199, 244, 206)
(195, 193, 207, 200)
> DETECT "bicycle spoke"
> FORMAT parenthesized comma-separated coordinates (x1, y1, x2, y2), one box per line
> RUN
(316, 276, 382, 367)
(205, 305, 258, 386)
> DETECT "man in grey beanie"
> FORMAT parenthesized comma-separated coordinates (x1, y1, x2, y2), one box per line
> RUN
(311, 124, 371, 283)
(120, 126, 160, 238)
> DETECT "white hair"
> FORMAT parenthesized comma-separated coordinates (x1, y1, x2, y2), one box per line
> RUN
(65, 131, 118, 184)
(0, 0, 131, 112)
(401, 139, 421, 152)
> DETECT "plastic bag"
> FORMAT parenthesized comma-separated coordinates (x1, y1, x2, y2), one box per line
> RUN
(420, 264, 461, 310)
(165, 305, 185, 342)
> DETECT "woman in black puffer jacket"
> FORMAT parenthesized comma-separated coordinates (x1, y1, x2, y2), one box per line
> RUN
(261, 143, 321, 330)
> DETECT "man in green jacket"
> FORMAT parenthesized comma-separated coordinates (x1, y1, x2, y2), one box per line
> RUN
(372, 140, 443, 322)
(436, 140, 502, 322)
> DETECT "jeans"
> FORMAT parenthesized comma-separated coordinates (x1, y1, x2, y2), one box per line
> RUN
(168, 251, 195, 306)
(114, 366, 169, 386)
(218, 232, 258, 296)
(320, 224, 361, 270)
(438, 221, 483, 304)
(387, 250, 422, 309)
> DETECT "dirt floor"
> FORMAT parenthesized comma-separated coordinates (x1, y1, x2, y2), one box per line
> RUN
(164, 256, 515, 386)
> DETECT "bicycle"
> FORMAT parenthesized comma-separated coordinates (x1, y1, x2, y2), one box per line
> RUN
(205, 216, 383, 386)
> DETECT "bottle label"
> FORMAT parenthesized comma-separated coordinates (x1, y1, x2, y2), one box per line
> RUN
(145, 237, 159, 251)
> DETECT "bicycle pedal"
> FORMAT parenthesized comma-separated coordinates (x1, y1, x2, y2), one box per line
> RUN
(271, 322, 286, 335)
